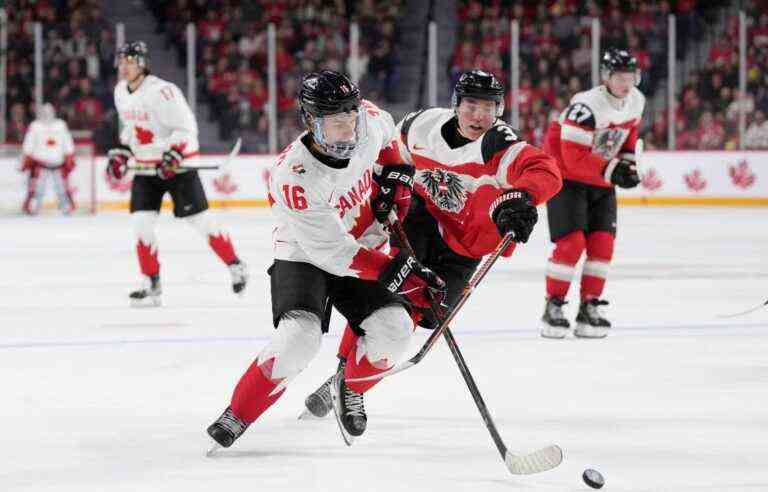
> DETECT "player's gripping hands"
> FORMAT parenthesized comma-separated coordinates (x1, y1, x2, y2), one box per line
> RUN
(106, 147, 133, 180)
(371, 164, 415, 223)
(603, 157, 640, 189)
(380, 250, 447, 310)
(489, 189, 539, 243)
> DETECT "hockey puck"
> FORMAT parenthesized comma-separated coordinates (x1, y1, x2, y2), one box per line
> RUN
(582, 468, 605, 489)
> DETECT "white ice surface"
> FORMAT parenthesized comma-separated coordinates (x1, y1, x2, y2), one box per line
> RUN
(1, 206, 767, 492)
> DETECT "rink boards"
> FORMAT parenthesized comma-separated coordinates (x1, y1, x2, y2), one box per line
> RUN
(1, 150, 767, 212)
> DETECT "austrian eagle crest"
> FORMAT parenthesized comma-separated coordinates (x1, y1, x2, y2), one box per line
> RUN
(419, 168, 467, 213)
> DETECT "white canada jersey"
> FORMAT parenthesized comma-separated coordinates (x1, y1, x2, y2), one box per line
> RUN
(114, 75, 200, 176)
(22, 119, 74, 166)
(269, 101, 397, 280)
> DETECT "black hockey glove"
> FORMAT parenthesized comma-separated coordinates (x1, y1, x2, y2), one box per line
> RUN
(158, 148, 184, 180)
(107, 147, 132, 180)
(379, 250, 447, 310)
(603, 158, 640, 189)
(489, 189, 538, 243)
(372, 164, 415, 224)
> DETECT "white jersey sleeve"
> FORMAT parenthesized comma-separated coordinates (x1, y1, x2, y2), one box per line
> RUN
(147, 82, 199, 156)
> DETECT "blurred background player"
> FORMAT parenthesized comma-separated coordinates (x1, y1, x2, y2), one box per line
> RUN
(206, 71, 446, 449)
(20, 103, 76, 215)
(541, 48, 645, 339)
(302, 70, 562, 419)
(106, 41, 249, 307)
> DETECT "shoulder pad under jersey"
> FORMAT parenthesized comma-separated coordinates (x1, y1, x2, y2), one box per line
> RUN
(481, 124, 523, 163)
(562, 102, 597, 129)
(400, 109, 426, 148)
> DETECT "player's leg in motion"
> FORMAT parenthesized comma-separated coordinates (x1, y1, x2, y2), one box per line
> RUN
(329, 305, 413, 439)
(51, 167, 76, 214)
(302, 324, 356, 419)
(207, 310, 323, 447)
(184, 211, 249, 294)
(130, 210, 162, 306)
(575, 231, 614, 338)
(543, 230, 586, 338)
(22, 166, 42, 215)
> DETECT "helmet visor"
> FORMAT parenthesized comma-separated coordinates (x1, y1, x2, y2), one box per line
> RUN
(312, 110, 368, 159)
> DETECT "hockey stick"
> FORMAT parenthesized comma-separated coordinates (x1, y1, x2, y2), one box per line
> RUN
(385, 213, 562, 475)
(128, 137, 242, 171)
(634, 138, 645, 178)
(347, 223, 516, 383)
(716, 299, 768, 318)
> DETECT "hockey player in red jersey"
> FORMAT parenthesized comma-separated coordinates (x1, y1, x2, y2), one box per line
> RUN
(301, 69, 562, 420)
(107, 41, 248, 306)
(206, 71, 447, 449)
(540, 48, 645, 339)
(20, 103, 77, 215)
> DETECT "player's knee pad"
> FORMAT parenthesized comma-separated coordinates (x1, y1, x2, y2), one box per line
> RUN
(585, 231, 614, 262)
(552, 230, 587, 265)
(185, 210, 225, 237)
(357, 305, 413, 368)
(131, 211, 159, 245)
(257, 310, 322, 381)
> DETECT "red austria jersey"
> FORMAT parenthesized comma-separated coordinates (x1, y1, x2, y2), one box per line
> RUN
(543, 85, 645, 188)
(392, 108, 561, 258)
(268, 100, 397, 280)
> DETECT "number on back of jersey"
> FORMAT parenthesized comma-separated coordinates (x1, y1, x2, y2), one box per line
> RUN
(565, 103, 595, 128)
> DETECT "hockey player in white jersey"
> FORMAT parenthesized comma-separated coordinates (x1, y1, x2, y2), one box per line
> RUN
(20, 103, 76, 215)
(106, 41, 248, 307)
(206, 70, 446, 448)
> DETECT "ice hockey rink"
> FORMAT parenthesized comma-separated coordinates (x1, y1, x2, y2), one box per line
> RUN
(2, 205, 766, 492)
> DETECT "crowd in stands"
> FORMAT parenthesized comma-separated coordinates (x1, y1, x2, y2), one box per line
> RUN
(149, 0, 404, 149)
(5, 0, 116, 147)
(655, 2, 768, 150)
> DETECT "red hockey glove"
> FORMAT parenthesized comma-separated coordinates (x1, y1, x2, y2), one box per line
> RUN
(107, 148, 132, 180)
(372, 164, 415, 224)
(21, 156, 37, 173)
(489, 189, 538, 243)
(158, 148, 184, 180)
(379, 250, 446, 310)
(62, 154, 76, 178)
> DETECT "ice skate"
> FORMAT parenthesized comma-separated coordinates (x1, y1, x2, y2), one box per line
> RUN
(574, 299, 611, 338)
(207, 406, 249, 454)
(299, 361, 345, 419)
(540, 297, 570, 339)
(228, 260, 249, 296)
(329, 371, 367, 445)
(129, 275, 162, 307)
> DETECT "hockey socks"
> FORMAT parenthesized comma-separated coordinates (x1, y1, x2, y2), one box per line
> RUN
(580, 231, 613, 300)
(136, 240, 160, 277)
(230, 356, 287, 424)
(208, 232, 238, 265)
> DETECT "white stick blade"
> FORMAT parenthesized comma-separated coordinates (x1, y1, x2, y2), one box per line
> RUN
(504, 445, 563, 475)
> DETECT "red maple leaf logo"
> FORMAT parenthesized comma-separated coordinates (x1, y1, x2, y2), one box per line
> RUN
(728, 159, 756, 189)
(684, 169, 707, 192)
(213, 173, 238, 194)
(641, 167, 663, 191)
(46, 138, 56, 146)
(134, 126, 154, 145)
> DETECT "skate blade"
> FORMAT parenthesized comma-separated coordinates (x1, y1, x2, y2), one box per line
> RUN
(297, 407, 328, 420)
(540, 323, 569, 339)
(573, 323, 609, 339)
(205, 442, 222, 457)
(130, 297, 162, 308)
(328, 374, 356, 446)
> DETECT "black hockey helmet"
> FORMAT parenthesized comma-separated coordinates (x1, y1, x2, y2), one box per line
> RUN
(299, 70, 366, 159)
(115, 41, 150, 72)
(452, 70, 505, 117)
(600, 48, 640, 84)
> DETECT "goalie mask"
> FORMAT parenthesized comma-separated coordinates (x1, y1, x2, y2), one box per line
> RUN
(452, 70, 505, 119)
(600, 48, 640, 85)
(299, 70, 367, 160)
